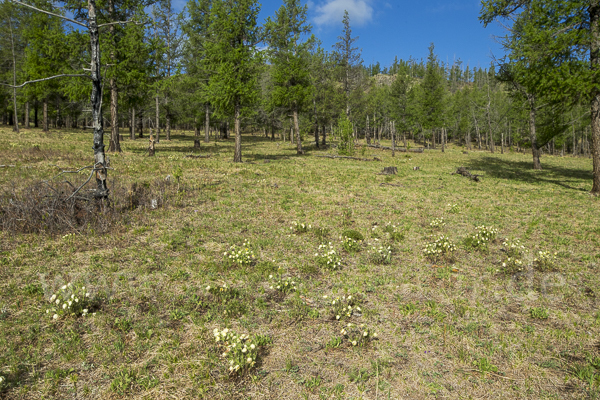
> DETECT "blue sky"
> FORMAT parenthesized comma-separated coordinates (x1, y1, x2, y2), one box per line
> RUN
(256, 0, 507, 70)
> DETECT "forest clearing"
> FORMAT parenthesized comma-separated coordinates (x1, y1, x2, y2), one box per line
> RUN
(2, 0, 600, 398)
(0, 127, 598, 399)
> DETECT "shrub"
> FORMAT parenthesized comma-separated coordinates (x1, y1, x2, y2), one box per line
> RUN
(337, 112, 355, 156)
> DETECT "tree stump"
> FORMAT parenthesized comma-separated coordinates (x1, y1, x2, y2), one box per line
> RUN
(194, 139, 201, 148)
(148, 134, 155, 157)
(379, 166, 398, 175)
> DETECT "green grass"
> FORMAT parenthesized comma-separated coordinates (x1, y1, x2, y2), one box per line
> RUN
(0, 125, 599, 398)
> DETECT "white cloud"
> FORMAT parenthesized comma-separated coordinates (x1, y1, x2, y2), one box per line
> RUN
(311, 0, 374, 27)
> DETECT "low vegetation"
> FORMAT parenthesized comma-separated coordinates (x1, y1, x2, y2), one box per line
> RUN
(0, 127, 599, 399)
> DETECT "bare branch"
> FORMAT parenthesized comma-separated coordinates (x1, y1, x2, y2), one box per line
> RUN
(98, 20, 144, 28)
(0, 74, 92, 89)
(9, 0, 88, 28)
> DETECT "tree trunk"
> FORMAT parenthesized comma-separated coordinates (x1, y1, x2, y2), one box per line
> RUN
(432, 128, 436, 149)
(194, 117, 200, 148)
(366, 115, 370, 144)
(313, 99, 319, 148)
(24, 102, 29, 128)
(590, 1, 600, 194)
(108, 77, 120, 151)
(155, 94, 160, 143)
(34, 101, 38, 127)
(321, 124, 326, 146)
(392, 121, 396, 157)
(8, 12, 19, 133)
(234, 99, 242, 162)
(293, 104, 303, 154)
(441, 127, 445, 153)
(166, 99, 171, 141)
(43, 99, 48, 132)
(528, 95, 542, 170)
(204, 104, 210, 143)
(89, 0, 108, 197)
(129, 108, 135, 140)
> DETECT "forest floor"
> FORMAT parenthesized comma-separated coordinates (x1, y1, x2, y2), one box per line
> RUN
(0, 126, 599, 400)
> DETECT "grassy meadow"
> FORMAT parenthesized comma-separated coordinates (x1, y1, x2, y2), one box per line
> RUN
(0, 126, 599, 399)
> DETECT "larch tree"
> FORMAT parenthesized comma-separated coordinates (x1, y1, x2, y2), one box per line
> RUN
(203, 0, 261, 163)
(422, 43, 445, 148)
(184, 0, 212, 144)
(265, 0, 314, 155)
(333, 10, 362, 118)
(480, 0, 600, 194)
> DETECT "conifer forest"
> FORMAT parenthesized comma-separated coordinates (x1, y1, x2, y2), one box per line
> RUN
(0, 0, 599, 399)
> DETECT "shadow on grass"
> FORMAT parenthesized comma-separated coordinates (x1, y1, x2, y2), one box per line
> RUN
(462, 156, 592, 192)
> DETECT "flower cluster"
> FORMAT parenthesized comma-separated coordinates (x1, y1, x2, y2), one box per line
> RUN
(45, 282, 94, 320)
(534, 251, 557, 271)
(268, 275, 297, 293)
(446, 203, 459, 214)
(62, 233, 75, 241)
(383, 223, 405, 242)
(467, 225, 499, 248)
(369, 245, 392, 264)
(502, 238, 525, 257)
(213, 328, 258, 374)
(206, 283, 238, 300)
(502, 257, 524, 274)
(429, 217, 446, 228)
(330, 294, 360, 320)
(290, 221, 311, 234)
(423, 235, 456, 258)
(315, 243, 342, 270)
(340, 323, 378, 346)
(223, 240, 255, 266)
(341, 236, 361, 253)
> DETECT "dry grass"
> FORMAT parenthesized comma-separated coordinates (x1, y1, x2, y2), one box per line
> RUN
(0, 125, 599, 399)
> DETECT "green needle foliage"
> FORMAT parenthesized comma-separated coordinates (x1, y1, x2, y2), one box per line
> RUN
(203, 0, 261, 162)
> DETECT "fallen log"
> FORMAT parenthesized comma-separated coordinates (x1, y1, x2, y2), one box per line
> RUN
(367, 144, 424, 153)
(452, 167, 481, 182)
(316, 155, 381, 161)
(185, 154, 211, 159)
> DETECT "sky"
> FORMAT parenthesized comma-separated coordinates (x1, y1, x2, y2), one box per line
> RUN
(255, 0, 507, 70)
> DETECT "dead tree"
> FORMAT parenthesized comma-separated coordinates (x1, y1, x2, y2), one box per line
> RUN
(5, 0, 142, 198)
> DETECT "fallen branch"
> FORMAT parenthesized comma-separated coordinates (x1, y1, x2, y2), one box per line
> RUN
(452, 167, 482, 182)
(316, 155, 381, 161)
(379, 182, 403, 187)
(367, 144, 424, 153)
(185, 154, 211, 159)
